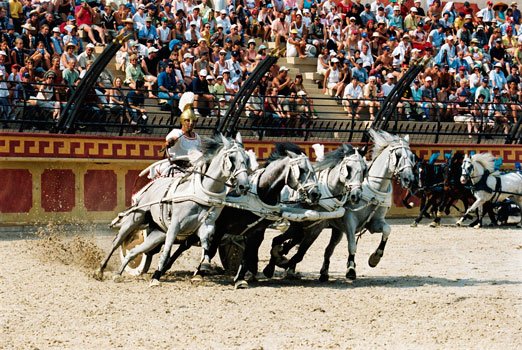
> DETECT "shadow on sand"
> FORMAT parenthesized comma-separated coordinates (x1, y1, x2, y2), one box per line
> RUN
(151, 270, 521, 289)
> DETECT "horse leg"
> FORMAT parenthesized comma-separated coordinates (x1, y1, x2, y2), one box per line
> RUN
(114, 229, 165, 281)
(456, 198, 485, 226)
(281, 226, 321, 279)
(234, 228, 265, 289)
(345, 217, 360, 280)
(429, 196, 443, 227)
(96, 212, 145, 279)
(263, 223, 302, 278)
(412, 195, 428, 227)
(319, 228, 343, 282)
(368, 220, 391, 268)
(163, 234, 200, 276)
(150, 218, 180, 286)
(470, 205, 484, 229)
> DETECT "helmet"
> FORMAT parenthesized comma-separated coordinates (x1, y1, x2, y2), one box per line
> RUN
(178, 92, 197, 123)
(180, 105, 197, 123)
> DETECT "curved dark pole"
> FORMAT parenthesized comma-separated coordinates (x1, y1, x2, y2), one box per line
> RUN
(217, 55, 278, 137)
(55, 33, 131, 134)
(362, 56, 430, 142)
(374, 56, 431, 130)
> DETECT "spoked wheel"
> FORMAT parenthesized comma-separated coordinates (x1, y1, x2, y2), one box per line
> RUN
(119, 228, 153, 276)
(218, 234, 245, 275)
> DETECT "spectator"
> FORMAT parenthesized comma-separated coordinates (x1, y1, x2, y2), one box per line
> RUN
(362, 75, 379, 120)
(273, 66, 292, 96)
(287, 28, 306, 58)
(351, 58, 368, 83)
(381, 73, 395, 97)
(489, 94, 510, 134)
(323, 57, 341, 96)
(0, 70, 10, 123)
(489, 62, 507, 90)
(77, 43, 96, 72)
(75, 0, 106, 46)
(36, 70, 61, 120)
(125, 54, 156, 98)
(138, 17, 158, 45)
(343, 75, 363, 118)
(157, 62, 180, 108)
(126, 79, 148, 133)
(420, 76, 440, 121)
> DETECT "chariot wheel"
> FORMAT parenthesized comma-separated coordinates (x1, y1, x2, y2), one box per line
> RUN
(218, 234, 245, 275)
(119, 228, 153, 276)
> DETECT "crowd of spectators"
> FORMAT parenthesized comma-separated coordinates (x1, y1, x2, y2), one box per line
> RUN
(0, 0, 520, 134)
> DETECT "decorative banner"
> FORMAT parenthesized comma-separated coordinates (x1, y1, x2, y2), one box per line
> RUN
(1, 133, 521, 224)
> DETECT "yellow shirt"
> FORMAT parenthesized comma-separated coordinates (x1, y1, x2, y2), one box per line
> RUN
(9, 0, 22, 19)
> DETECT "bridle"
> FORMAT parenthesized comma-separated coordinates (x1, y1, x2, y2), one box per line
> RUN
(339, 152, 365, 193)
(285, 154, 319, 204)
(368, 139, 414, 182)
(461, 157, 481, 182)
(191, 142, 249, 189)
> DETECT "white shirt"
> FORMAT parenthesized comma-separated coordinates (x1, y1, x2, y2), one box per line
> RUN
(343, 82, 363, 99)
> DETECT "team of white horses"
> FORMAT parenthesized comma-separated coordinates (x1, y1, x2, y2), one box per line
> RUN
(95, 129, 521, 288)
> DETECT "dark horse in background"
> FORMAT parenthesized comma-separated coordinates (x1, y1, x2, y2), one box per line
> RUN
(403, 152, 479, 227)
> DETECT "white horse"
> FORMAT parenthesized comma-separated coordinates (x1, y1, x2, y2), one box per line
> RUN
(457, 153, 522, 228)
(95, 133, 251, 282)
(319, 129, 416, 281)
(262, 144, 369, 280)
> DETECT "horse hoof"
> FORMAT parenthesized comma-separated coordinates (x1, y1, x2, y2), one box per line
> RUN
(262, 264, 275, 279)
(234, 280, 248, 289)
(284, 269, 302, 280)
(271, 245, 289, 267)
(410, 221, 417, 227)
(200, 262, 211, 273)
(319, 274, 329, 283)
(473, 224, 481, 229)
(149, 279, 161, 287)
(92, 269, 104, 281)
(346, 268, 357, 280)
(456, 220, 462, 227)
(429, 221, 440, 228)
(112, 274, 124, 283)
(368, 253, 381, 268)
(191, 274, 203, 283)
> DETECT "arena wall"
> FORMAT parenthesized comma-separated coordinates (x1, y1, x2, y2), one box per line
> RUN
(1, 132, 521, 225)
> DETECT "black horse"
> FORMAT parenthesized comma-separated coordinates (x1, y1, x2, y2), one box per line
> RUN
(403, 152, 482, 227)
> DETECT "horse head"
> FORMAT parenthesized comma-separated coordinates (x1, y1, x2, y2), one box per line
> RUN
(341, 145, 367, 204)
(390, 135, 416, 189)
(285, 150, 321, 205)
(230, 133, 252, 195)
(211, 133, 251, 195)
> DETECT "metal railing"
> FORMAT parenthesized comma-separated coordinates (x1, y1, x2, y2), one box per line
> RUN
(1, 83, 521, 144)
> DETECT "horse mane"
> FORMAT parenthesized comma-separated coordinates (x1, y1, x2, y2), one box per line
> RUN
(198, 134, 225, 165)
(315, 144, 355, 171)
(451, 151, 465, 164)
(264, 142, 304, 166)
(471, 152, 496, 173)
(368, 129, 404, 160)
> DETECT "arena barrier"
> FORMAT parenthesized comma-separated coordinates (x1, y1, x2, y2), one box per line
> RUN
(1, 132, 522, 225)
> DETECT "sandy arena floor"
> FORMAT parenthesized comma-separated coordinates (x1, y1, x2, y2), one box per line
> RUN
(0, 219, 521, 349)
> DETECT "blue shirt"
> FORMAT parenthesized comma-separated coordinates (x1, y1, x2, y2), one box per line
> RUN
(138, 25, 158, 41)
(157, 71, 178, 91)
(429, 29, 445, 47)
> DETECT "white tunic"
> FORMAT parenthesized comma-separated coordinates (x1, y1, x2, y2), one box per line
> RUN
(165, 128, 201, 159)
